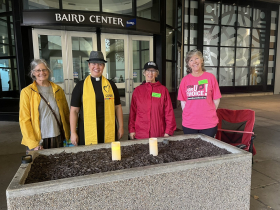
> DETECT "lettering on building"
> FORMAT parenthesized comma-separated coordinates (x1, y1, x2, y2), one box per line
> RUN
(55, 13, 124, 27)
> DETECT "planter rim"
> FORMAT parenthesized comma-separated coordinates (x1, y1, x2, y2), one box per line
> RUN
(7, 134, 251, 198)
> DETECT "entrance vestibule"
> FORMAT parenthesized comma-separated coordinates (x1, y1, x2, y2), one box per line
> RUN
(32, 29, 153, 113)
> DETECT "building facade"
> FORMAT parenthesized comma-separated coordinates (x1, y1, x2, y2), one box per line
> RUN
(0, 0, 279, 121)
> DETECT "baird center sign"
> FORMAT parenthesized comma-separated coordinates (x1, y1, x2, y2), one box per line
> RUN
(55, 13, 125, 26)
(22, 11, 136, 28)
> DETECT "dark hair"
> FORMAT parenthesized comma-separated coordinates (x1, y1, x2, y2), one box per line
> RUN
(185, 49, 206, 74)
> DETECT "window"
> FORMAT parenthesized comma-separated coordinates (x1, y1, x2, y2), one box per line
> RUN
(23, 0, 59, 10)
(102, 0, 133, 15)
(62, 0, 99, 11)
(137, 0, 160, 21)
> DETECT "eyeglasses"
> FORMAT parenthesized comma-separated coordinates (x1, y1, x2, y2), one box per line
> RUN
(146, 70, 157, 74)
(33, 69, 48, 73)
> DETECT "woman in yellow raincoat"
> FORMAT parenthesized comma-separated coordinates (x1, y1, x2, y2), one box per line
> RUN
(19, 59, 70, 152)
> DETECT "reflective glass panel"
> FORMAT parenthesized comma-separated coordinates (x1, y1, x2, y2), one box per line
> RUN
(238, 6, 252, 27)
(267, 67, 274, 85)
(249, 66, 263, 85)
(183, 45, 188, 76)
(237, 28, 250, 47)
(133, 40, 150, 83)
(221, 5, 236, 26)
(251, 48, 264, 66)
(102, 0, 132, 15)
(235, 68, 248, 86)
(71, 37, 93, 83)
(220, 47, 235, 66)
(105, 39, 125, 83)
(0, 0, 8, 12)
(270, 11, 277, 48)
(221, 27, 235, 46)
(204, 25, 219, 46)
(219, 67, 233, 86)
(166, 0, 174, 26)
(251, 29, 266, 48)
(190, 0, 198, 23)
(62, 0, 99, 11)
(268, 49, 275, 68)
(38, 35, 64, 83)
(185, 0, 189, 23)
(184, 29, 189, 44)
(190, 27, 197, 45)
(204, 2, 220, 24)
(23, 0, 59, 9)
(0, 59, 18, 94)
(190, 1, 198, 45)
(190, 46, 196, 51)
(268, 49, 275, 85)
(0, 16, 15, 57)
(253, 8, 266, 28)
(177, 46, 181, 89)
(205, 67, 217, 78)
(166, 28, 175, 60)
(137, 0, 160, 21)
(178, 4, 182, 32)
(236, 48, 249, 66)
(203, 47, 218, 66)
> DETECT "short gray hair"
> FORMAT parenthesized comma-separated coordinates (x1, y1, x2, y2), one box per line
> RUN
(185, 49, 206, 74)
(142, 69, 159, 76)
(29, 59, 51, 80)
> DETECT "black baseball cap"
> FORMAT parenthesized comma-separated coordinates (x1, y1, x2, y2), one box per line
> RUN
(144, 61, 158, 70)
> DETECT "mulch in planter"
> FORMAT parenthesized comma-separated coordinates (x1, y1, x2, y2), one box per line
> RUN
(25, 138, 231, 184)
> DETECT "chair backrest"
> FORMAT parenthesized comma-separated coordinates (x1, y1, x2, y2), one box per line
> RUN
(216, 109, 255, 151)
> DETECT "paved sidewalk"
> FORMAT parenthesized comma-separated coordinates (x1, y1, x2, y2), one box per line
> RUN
(0, 95, 280, 209)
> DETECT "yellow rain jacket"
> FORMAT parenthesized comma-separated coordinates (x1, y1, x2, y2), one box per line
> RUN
(19, 81, 70, 149)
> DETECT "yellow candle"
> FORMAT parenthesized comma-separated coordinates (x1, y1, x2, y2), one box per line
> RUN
(149, 138, 158, 156)
(111, 142, 121, 160)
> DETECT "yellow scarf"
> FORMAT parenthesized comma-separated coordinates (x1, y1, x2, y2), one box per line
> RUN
(83, 75, 115, 145)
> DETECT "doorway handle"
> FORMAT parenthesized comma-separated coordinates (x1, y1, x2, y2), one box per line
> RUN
(125, 78, 130, 93)
(64, 79, 68, 94)
(68, 79, 73, 96)
(130, 78, 134, 92)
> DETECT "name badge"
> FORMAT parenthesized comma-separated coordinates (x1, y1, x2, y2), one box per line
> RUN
(152, 92, 161, 98)
(198, 79, 208, 85)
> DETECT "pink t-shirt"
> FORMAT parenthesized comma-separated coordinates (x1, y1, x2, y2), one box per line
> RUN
(178, 72, 222, 129)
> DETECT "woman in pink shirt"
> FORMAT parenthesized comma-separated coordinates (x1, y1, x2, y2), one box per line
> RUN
(178, 49, 221, 137)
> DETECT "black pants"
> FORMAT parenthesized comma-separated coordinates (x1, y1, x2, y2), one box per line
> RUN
(182, 125, 218, 138)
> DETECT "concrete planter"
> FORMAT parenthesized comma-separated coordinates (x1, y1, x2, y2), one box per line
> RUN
(7, 134, 252, 210)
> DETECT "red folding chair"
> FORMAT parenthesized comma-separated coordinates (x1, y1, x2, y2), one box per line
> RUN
(216, 108, 256, 155)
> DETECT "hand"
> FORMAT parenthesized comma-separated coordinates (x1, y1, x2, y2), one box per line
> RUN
(71, 132, 79, 146)
(118, 127, 124, 140)
(34, 145, 43, 150)
(129, 132, 136, 140)
(164, 133, 169, 137)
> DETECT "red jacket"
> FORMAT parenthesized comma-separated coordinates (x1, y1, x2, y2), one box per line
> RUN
(128, 81, 176, 139)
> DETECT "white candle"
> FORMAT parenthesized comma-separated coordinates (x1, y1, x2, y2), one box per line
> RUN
(149, 138, 158, 156)
(111, 142, 121, 160)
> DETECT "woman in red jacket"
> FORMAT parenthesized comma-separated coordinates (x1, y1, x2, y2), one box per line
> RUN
(128, 61, 176, 140)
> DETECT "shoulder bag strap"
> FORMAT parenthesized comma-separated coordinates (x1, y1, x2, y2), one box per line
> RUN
(39, 92, 63, 131)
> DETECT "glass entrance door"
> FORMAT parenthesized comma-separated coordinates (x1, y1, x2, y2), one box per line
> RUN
(32, 29, 97, 105)
(66, 31, 97, 104)
(101, 34, 153, 114)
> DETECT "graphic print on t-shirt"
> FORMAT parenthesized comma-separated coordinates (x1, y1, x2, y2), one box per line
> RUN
(186, 83, 208, 100)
